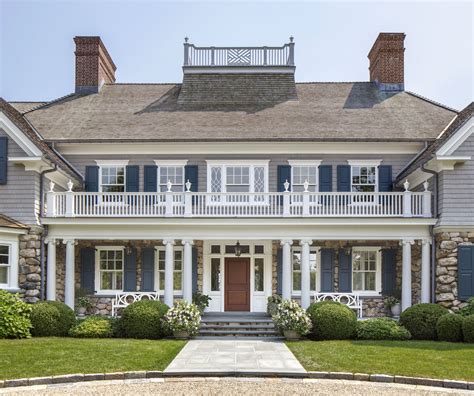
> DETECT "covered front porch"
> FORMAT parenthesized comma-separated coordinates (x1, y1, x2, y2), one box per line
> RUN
(42, 218, 434, 317)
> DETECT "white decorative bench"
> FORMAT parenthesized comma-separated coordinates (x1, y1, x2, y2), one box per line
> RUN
(111, 292, 160, 316)
(313, 292, 363, 319)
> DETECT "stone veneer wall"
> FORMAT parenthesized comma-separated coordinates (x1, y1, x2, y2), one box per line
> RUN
(18, 227, 43, 303)
(271, 240, 422, 317)
(435, 231, 474, 311)
(54, 240, 204, 315)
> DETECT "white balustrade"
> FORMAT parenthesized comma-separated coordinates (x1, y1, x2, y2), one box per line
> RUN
(44, 191, 431, 218)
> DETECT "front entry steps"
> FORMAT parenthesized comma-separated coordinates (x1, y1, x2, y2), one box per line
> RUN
(199, 312, 281, 338)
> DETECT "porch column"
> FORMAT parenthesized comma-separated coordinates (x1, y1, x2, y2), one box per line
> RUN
(281, 240, 293, 300)
(182, 239, 194, 304)
(400, 239, 414, 311)
(163, 239, 175, 307)
(420, 238, 431, 303)
(63, 239, 75, 309)
(300, 239, 312, 309)
(45, 238, 57, 301)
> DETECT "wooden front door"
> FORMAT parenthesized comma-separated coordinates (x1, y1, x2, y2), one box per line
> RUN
(225, 258, 250, 311)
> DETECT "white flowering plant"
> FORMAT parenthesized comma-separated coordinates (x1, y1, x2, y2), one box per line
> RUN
(272, 299, 312, 335)
(163, 300, 201, 336)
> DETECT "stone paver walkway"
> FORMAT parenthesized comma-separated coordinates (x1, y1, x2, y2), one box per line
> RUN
(164, 339, 306, 374)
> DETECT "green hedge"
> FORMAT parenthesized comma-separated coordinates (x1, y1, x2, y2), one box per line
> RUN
(121, 300, 169, 339)
(463, 315, 474, 343)
(0, 290, 32, 339)
(307, 301, 356, 340)
(356, 318, 411, 340)
(69, 316, 113, 338)
(436, 314, 463, 342)
(30, 301, 75, 337)
(399, 303, 448, 340)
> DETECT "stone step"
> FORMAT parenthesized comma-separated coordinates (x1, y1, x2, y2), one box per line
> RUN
(199, 329, 279, 337)
(200, 324, 275, 330)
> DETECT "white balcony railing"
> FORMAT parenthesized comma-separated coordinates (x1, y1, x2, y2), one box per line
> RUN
(45, 187, 432, 219)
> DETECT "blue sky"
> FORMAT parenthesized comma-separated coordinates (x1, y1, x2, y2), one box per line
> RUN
(0, 1, 472, 110)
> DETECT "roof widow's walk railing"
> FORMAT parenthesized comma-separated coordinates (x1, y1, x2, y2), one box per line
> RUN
(183, 37, 295, 67)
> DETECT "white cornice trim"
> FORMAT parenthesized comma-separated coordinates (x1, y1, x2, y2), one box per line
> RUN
(436, 117, 474, 156)
(288, 160, 322, 166)
(154, 160, 188, 166)
(182, 66, 295, 74)
(206, 159, 270, 166)
(95, 160, 130, 166)
(0, 228, 28, 236)
(8, 156, 53, 173)
(347, 159, 383, 166)
(0, 112, 43, 157)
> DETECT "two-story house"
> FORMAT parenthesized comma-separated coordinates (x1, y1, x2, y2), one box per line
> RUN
(1, 33, 472, 318)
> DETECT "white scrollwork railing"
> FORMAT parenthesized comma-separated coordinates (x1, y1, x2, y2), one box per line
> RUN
(313, 292, 363, 318)
(111, 292, 160, 316)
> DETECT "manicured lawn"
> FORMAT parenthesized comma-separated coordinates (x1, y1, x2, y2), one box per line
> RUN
(287, 340, 474, 381)
(0, 338, 186, 380)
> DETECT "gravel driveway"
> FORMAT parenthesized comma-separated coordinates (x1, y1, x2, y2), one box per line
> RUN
(1, 378, 471, 396)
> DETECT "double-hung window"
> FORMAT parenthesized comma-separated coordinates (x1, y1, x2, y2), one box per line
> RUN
(157, 247, 183, 294)
(289, 161, 321, 204)
(348, 160, 381, 203)
(0, 244, 10, 287)
(207, 161, 269, 203)
(291, 247, 319, 294)
(155, 161, 187, 193)
(352, 247, 381, 294)
(97, 247, 124, 292)
(96, 160, 129, 204)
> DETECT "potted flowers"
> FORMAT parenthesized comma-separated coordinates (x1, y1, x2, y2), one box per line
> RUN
(76, 296, 91, 317)
(272, 299, 312, 340)
(384, 289, 402, 317)
(164, 300, 201, 339)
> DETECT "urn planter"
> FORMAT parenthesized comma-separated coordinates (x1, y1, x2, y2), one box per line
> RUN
(77, 307, 87, 317)
(391, 303, 401, 317)
(283, 330, 301, 340)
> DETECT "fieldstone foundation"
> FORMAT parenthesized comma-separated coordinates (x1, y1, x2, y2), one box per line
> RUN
(18, 227, 43, 303)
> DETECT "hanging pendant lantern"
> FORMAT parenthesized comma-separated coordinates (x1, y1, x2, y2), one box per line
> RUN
(234, 241, 242, 257)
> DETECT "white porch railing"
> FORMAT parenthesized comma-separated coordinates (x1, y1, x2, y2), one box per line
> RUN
(45, 183, 431, 219)
(313, 292, 363, 319)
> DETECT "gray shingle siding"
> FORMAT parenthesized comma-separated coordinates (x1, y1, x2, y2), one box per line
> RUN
(0, 128, 40, 225)
(437, 133, 474, 227)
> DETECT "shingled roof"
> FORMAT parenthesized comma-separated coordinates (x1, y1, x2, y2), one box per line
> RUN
(23, 82, 456, 142)
(0, 214, 28, 230)
(396, 102, 474, 182)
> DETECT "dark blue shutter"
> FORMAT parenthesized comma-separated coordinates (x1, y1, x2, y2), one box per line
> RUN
(320, 249, 334, 292)
(276, 248, 283, 295)
(192, 246, 198, 295)
(277, 165, 291, 192)
(382, 249, 397, 295)
(80, 248, 95, 293)
(337, 165, 351, 192)
(85, 166, 99, 192)
(378, 165, 393, 192)
(338, 249, 352, 292)
(144, 165, 158, 192)
(141, 248, 155, 292)
(185, 165, 198, 192)
(319, 165, 332, 192)
(126, 165, 139, 192)
(124, 248, 137, 291)
(0, 137, 7, 185)
(459, 246, 474, 301)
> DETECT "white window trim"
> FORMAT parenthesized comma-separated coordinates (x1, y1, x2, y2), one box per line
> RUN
(291, 247, 321, 295)
(347, 160, 382, 167)
(154, 161, 187, 193)
(96, 161, 128, 194)
(349, 163, 380, 198)
(155, 246, 184, 295)
(95, 160, 130, 166)
(95, 246, 125, 295)
(289, 162, 321, 194)
(352, 246, 382, 296)
(0, 239, 19, 291)
(206, 160, 270, 195)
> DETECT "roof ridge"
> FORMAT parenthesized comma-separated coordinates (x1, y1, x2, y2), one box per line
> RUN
(405, 91, 458, 113)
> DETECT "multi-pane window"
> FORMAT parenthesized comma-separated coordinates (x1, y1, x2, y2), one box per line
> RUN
(98, 248, 123, 291)
(100, 166, 125, 193)
(351, 166, 377, 193)
(292, 166, 318, 192)
(292, 249, 318, 293)
(158, 166, 184, 192)
(226, 166, 250, 193)
(352, 249, 378, 292)
(158, 248, 183, 292)
(0, 245, 10, 286)
(254, 258, 264, 292)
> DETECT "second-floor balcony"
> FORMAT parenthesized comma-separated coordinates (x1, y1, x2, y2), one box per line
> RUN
(44, 182, 432, 219)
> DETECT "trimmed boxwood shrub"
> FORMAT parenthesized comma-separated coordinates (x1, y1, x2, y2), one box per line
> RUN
(30, 300, 75, 337)
(307, 301, 356, 340)
(69, 316, 113, 338)
(436, 314, 463, 342)
(463, 315, 474, 343)
(356, 318, 411, 340)
(399, 303, 448, 340)
(0, 290, 32, 339)
(458, 297, 474, 317)
(121, 300, 169, 339)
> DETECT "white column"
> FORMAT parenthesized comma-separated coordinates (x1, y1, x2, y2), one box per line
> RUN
(400, 239, 414, 311)
(420, 238, 431, 303)
(163, 239, 175, 306)
(300, 239, 312, 309)
(46, 238, 57, 301)
(281, 240, 293, 300)
(182, 239, 194, 303)
(63, 239, 76, 309)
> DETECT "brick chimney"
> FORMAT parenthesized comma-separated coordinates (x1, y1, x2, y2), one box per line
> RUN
(74, 36, 116, 94)
(368, 33, 405, 91)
